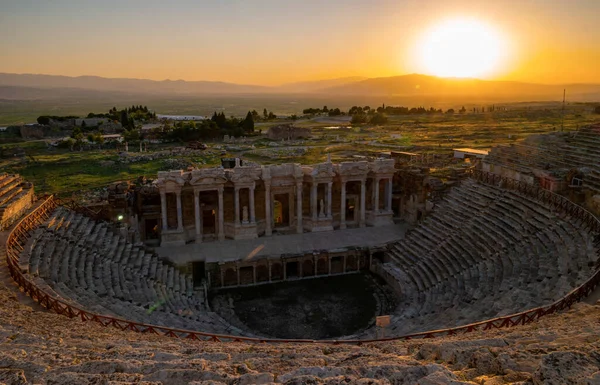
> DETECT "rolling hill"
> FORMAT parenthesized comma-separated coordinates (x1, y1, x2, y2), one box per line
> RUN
(1, 72, 599, 102)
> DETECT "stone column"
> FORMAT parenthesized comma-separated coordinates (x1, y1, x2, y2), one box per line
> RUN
(296, 182, 303, 233)
(217, 187, 225, 241)
(343, 255, 347, 273)
(327, 181, 333, 218)
(340, 180, 347, 229)
(311, 183, 318, 222)
(253, 265, 256, 284)
(234, 187, 240, 225)
(268, 261, 272, 282)
(236, 266, 240, 286)
(387, 178, 393, 212)
(194, 191, 201, 243)
(360, 179, 366, 227)
(249, 185, 256, 224)
(288, 193, 294, 229)
(264, 182, 272, 236)
(160, 191, 167, 231)
(374, 178, 380, 213)
(176, 191, 183, 231)
(328, 256, 332, 275)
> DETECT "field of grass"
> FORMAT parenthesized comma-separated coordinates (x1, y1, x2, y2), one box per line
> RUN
(1, 102, 598, 197)
(0, 143, 222, 196)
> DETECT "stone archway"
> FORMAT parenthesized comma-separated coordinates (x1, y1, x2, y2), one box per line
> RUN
(302, 259, 314, 277)
(271, 263, 283, 281)
(223, 268, 237, 286)
(256, 264, 269, 282)
(239, 266, 254, 285)
(346, 255, 357, 271)
(317, 258, 328, 275)
(331, 256, 343, 274)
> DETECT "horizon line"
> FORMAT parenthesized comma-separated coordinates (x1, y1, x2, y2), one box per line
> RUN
(2, 71, 599, 88)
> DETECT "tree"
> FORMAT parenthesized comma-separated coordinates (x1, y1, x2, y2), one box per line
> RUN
(37, 116, 51, 125)
(120, 110, 129, 127)
(369, 112, 388, 125)
(70, 126, 84, 150)
(268, 111, 276, 120)
(263, 108, 268, 120)
(290, 114, 298, 121)
(351, 114, 368, 124)
(81, 120, 87, 129)
(241, 111, 255, 133)
(95, 133, 105, 147)
(594, 106, 600, 114)
(459, 106, 467, 114)
(322, 106, 329, 113)
(328, 108, 342, 116)
(122, 129, 140, 142)
(446, 108, 455, 114)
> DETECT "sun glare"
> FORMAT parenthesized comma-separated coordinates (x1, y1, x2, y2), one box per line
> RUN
(416, 18, 507, 78)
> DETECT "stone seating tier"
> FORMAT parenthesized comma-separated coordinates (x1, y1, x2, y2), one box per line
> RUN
(484, 125, 600, 190)
(371, 179, 597, 337)
(21, 207, 244, 336)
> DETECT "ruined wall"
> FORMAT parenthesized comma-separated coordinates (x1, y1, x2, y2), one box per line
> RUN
(266, 125, 311, 140)
(0, 188, 34, 230)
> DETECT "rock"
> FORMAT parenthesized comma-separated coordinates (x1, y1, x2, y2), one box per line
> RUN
(0, 369, 28, 385)
(45, 372, 105, 385)
(143, 369, 229, 385)
(191, 352, 231, 361)
(151, 351, 181, 361)
(235, 372, 274, 385)
(283, 375, 323, 385)
(279, 367, 348, 382)
(415, 339, 508, 365)
(54, 360, 132, 374)
(416, 370, 467, 385)
(533, 351, 600, 384)
(363, 364, 457, 384)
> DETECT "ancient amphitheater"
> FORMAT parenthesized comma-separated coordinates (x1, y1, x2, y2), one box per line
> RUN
(2, 123, 600, 384)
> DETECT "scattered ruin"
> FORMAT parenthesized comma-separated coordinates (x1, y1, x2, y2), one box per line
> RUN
(0, 173, 34, 230)
(266, 123, 311, 140)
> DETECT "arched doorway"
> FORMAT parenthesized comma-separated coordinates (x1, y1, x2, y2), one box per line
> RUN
(223, 268, 237, 286)
(302, 259, 314, 277)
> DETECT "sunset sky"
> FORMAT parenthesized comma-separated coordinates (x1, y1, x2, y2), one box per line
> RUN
(1, 0, 599, 85)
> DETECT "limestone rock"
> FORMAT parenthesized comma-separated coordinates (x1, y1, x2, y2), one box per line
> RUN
(0, 369, 28, 385)
(533, 351, 600, 385)
(143, 369, 229, 384)
(235, 372, 275, 384)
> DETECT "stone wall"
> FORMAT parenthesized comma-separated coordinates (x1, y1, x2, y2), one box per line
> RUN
(0, 187, 34, 231)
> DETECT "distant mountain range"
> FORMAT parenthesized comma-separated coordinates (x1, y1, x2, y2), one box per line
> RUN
(1, 72, 599, 101)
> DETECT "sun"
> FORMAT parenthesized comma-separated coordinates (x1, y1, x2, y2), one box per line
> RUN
(415, 18, 506, 78)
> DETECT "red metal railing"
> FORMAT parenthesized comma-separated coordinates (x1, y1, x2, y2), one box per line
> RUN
(4, 171, 600, 344)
